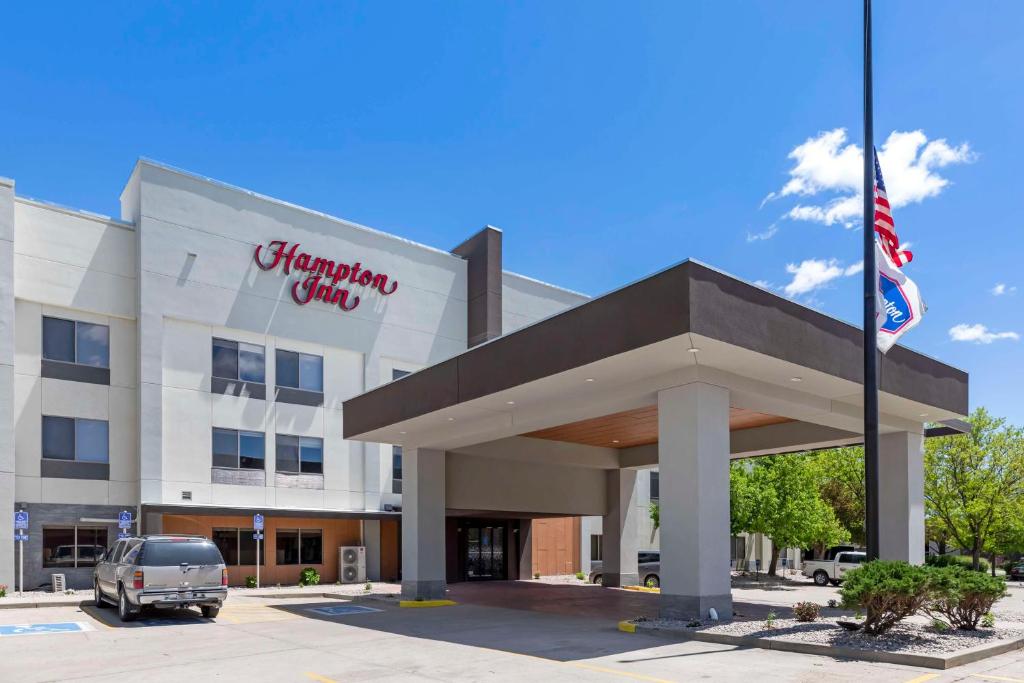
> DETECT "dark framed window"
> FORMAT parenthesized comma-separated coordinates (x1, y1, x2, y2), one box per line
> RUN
(590, 534, 603, 562)
(42, 526, 108, 568)
(390, 369, 410, 494)
(275, 435, 323, 474)
(649, 471, 659, 501)
(212, 338, 265, 383)
(42, 416, 109, 463)
(213, 528, 265, 566)
(212, 428, 265, 470)
(275, 350, 323, 392)
(276, 528, 322, 565)
(42, 317, 110, 368)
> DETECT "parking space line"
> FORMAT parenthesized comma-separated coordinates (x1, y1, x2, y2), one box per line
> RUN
(567, 661, 677, 683)
(903, 675, 940, 683)
(303, 673, 338, 683)
(971, 675, 1024, 683)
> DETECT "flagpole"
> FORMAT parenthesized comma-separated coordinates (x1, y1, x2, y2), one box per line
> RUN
(863, 0, 881, 562)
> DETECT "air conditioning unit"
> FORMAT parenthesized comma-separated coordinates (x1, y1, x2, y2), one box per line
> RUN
(339, 546, 366, 584)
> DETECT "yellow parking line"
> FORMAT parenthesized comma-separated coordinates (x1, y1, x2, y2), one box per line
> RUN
(304, 673, 338, 683)
(568, 661, 676, 683)
(972, 675, 1024, 683)
(903, 675, 940, 683)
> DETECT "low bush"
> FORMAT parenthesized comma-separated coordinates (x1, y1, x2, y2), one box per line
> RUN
(533, 572, 541, 579)
(840, 561, 932, 635)
(793, 601, 820, 622)
(299, 567, 321, 586)
(924, 566, 1007, 630)
(926, 554, 990, 574)
(575, 571, 586, 581)
(244, 575, 257, 588)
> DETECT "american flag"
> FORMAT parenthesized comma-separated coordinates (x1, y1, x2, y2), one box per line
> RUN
(873, 150, 913, 267)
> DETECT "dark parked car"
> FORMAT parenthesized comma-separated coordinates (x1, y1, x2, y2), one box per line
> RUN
(588, 551, 661, 587)
(1007, 563, 1024, 581)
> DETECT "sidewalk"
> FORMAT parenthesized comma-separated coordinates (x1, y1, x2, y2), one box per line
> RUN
(0, 581, 402, 610)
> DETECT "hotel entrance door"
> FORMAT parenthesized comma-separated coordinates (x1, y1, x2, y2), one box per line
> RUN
(464, 523, 506, 580)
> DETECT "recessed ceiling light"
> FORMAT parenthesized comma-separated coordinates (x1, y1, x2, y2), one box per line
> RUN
(790, 377, 802, 383)
(506, 401, 515, 405)
(399, 431, 407, 435)
(585, 378, 595, 382)
(447, 417, 455, 421)
(687, 347, 700, 353)
(612, 439, 620, 444)
(919, 413, 928, 418)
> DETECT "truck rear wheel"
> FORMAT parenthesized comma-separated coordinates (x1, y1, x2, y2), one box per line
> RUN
(813, 570, 829, 586)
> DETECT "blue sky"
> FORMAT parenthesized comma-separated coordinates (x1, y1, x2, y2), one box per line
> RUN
(2, 2, 1021, 425)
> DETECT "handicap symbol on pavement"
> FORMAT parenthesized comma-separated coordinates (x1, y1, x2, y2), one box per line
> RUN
(0, 622, 93, 637)
(306, 604, 382, 616)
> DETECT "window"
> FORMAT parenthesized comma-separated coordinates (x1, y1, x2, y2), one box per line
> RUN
(730, 535, 746, 562)
(212, 338, 265, 383)
(139, 540, 224, 566)
(649, 471, 659, 501)
(276, 435, 323, 474)
(212, 428, 265, 470)
(42, 317, 110, 368)
(276, 529, 322, 565)
(390, 369, 410, 493)
(213, 528, 265, 566)
(42, 416, 109, 463)
(42, 526, 108, 568)
(590, 534, 603, 562)
(275, 350, 323, 392)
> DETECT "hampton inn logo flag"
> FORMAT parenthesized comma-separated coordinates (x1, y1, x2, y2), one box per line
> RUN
(873, 153, 926, 353)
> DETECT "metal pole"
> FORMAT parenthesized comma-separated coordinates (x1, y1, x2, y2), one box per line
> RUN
(256, 535, 260, 589)
(863, 0, 881, 562)
(19, 539, 24, 597)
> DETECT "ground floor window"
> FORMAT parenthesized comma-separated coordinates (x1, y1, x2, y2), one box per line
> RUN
(276, 529, 322, 565)
(212, 528, 266, 566)
(730, 535, 746, 563)
(42, 526, 108, 568)
(590, 534, 603, 562)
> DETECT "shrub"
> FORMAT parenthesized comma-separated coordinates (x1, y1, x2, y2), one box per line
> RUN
(533, 572, 541, 579)
(764, 610, 777, 629)
(924, 566, 1007, 630)
(840, 561, 932, 635)
(575, 571, 586, 581)
(364, 581, 372, 591)
(982, 612, 996, 628)
(245, 575, 257, 588)
(926, 554, 990, 574)
(299, 567, 321, 586)
(793, 601, 820, 622)
(0, 584, 6, 598)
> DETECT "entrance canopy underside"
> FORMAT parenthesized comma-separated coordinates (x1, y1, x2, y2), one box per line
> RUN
(344, 260, 968, 460)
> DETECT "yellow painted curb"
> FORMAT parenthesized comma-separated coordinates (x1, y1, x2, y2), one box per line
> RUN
(618, 620, 637, 633)
(622, 585, 661, 593)
(399, 599, 457, 608)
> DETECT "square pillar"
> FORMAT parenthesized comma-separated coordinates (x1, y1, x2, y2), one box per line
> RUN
(658, 382, 732, 620)
(400, 447, 447, 600)
(878, 430, 925, 565)
(518, 519, 533, 580)
(602, 469, 639, 587)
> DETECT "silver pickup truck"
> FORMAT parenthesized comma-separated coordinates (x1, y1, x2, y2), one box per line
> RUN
(801, 551, 867, 586)
(93, 535, 228, 622)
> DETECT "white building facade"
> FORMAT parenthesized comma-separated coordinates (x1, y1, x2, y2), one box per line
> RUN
(0, 160, 585, 590)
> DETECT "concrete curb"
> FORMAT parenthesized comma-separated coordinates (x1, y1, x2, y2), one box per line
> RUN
(0, 591, 399, 610)
(0, 598, 85, 610)
(625, 622, 1024, 670)
(399, 600, 457, 608)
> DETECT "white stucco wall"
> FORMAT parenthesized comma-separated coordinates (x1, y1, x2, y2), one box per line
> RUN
(501, 271, 588, 334)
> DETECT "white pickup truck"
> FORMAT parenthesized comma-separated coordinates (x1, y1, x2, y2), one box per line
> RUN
(802, 551, 867, 586)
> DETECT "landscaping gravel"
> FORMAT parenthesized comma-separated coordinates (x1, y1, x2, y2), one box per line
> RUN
(634, 616, 1024, 655)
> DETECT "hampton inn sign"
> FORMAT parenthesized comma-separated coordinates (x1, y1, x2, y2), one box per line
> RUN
(254, 240, 399, 312)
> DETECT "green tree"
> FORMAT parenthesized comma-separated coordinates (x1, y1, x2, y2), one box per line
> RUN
(808, 447, 866, 546)
(925, 408, 1024, 571)
(731, 454, 849, 576)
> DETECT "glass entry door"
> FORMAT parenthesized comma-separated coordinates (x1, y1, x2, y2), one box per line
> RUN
(465, 524, 505, 580)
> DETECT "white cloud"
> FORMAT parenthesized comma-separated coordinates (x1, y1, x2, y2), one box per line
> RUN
(746, 224, 778, 242)
(991, 283, 1017, 296)
(949, 324, 1020, 344)
(773, 128, 974, 227)
(782, 258, 862, 297)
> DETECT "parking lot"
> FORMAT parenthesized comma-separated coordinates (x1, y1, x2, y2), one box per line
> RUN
(3, 582, 1024, 682)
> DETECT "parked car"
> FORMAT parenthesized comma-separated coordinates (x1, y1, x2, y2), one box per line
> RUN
(93, 535, 228, 622)
(589, 551, 661, 587)
(1007, 562, 1024, 581)
(801, 551, 867, 586)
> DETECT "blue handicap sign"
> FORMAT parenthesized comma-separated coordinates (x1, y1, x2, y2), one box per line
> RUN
(252, 533, 264, 541)
(253, 514, 264, 531)
(14, 532, 28, 542)
(14, 511, 28, 530)
(306, 605, 382, 617)
(0, 622, 91, 637)
(118, 511, 132, 529)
